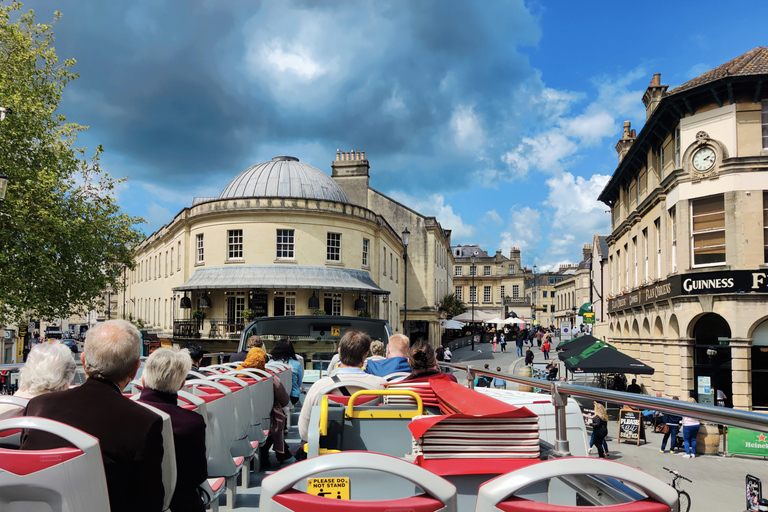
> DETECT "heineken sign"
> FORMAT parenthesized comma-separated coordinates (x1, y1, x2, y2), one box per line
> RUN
(727, 427, 768, 457)
(608, 270, 768, 313)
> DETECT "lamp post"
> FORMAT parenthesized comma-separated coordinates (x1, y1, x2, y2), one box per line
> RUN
(471, 250, 478, 350)
(402, 227, 410, 337)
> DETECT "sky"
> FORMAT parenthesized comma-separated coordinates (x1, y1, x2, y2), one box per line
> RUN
(22, 0, 768, 271)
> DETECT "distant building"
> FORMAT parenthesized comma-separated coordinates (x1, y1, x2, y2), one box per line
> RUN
(450, 245, 529, 321)
(598, 47, 768, 410)
(553, 245, 592, 330)
(126, 151, 453, 354)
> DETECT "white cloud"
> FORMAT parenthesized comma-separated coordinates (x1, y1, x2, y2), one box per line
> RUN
(259, 40, 326, 81)
(388, 191, 474, 239)
(502, 129, 579, 177)
(484, 210, 503, 225)
(382, 87, 408, 117)
(499, 206, 541, 251)
(557, 109, 616, 146)
(450, 105, 486, 151)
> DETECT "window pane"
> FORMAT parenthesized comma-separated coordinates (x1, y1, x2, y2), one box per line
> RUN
(277, 229, 295, 258)
(327, 233, 341, 261)
(362, 238, 369, 266)
(228, 230, 243, 259)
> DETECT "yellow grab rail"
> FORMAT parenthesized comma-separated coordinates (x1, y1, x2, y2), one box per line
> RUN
(319, 395, 330, 437)
(345, 389, 423, 419)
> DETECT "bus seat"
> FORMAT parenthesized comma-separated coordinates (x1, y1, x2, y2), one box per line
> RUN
(184, 379, 244, 508)
(0, 416, 110, 511)
(383, 371, 411, 382)
(205, 364, 237, 373)
(225, 369, 273, 446)
(134, 401, 178, 511)
(260, 451, 457, 512)
(474, 458, 676, 512)
(0, 396, 29, 448)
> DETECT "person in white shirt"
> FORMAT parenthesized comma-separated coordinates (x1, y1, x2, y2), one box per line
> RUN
(298, 330, 387, 442)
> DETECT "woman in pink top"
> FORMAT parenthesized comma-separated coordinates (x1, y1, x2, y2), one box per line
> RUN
(681, 397, 701, 459)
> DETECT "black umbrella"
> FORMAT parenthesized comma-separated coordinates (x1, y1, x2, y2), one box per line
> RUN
(556, 334, 601, 354)
(562, 342, 654, 375)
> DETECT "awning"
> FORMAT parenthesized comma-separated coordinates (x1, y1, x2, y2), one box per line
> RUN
(172, 265, 390, 294)
(561, 342, 655, 375)
(577, 302, 592, 316)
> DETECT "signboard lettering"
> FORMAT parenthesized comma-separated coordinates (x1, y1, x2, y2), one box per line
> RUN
(307, 477, 350, 500)
(618, 408, 646, 445)
(250, 290, 268, 318)
(727, 427, 768, 457)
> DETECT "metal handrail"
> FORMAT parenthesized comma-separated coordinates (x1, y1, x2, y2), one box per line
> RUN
(441, 362, 768, 434)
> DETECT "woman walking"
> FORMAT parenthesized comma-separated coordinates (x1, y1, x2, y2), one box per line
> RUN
(681, 397, 701, 459)
(492, 332, 498, 353)
(659, 397, 682, 454)
(500, 333, 506, 352)
(584, 401, 609, 458)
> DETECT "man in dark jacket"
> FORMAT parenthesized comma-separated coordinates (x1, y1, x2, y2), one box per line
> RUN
(140, 347, 207, 512)
(525, 347, 535, 365)
(22, 320, 165, 512)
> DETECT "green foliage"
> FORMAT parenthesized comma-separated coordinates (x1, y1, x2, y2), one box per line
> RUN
(357, 310, 371, 317)
(438, 293, 466, 318)
(134, 318, 145, 329)
(312, 309, 327, 316)
(242, 308, 256, 321)
(0, 2, 144, 324)
(191, 310, 206, 320)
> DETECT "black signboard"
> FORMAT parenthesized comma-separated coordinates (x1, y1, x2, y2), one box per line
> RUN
(608, 269, 768, 313)
(618, 408, 646, 445)
(250, 290, 268, 318)
(747, 474, 762, 512)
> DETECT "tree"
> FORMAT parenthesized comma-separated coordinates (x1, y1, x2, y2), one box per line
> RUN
(438, 293, 466, 318)
(0, 3, 143, 324)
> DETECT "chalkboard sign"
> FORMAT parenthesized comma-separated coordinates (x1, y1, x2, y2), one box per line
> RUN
(618, 408, 646, 445)
(250, 290, 268, 318)
(747, 474, 762, 512)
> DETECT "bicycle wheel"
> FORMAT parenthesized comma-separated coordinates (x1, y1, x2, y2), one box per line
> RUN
(677, 490, 691, 512)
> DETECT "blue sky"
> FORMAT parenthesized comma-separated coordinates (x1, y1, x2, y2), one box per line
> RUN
(28, 0, 768, 270)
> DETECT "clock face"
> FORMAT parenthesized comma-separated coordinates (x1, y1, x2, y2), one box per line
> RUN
(692, 146, 716, 171)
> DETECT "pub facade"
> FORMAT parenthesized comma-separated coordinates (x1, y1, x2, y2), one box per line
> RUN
(598, 47, 768, 411)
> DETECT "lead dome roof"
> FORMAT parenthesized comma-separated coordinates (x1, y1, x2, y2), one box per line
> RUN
(218, 156, 350, 204)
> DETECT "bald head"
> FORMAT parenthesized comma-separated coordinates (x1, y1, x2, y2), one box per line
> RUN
(387, 334, 410, 358)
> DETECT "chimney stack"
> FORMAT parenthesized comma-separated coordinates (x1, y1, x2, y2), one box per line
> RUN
(332, 149, 370, 207)
(615, 121, 636, 162)
(642, 73, 668, 120)
(582, 244, 593, 262)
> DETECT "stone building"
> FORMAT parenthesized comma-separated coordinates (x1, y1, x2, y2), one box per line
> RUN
(553, 245, 593, 333)
(450, 245, 529, 320)
(597, 47, 768, 411)
(125, 151, 453, 352)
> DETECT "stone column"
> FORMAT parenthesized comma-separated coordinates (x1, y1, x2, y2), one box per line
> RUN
(650, 340, 665, 390)
(730, 338, 752, 411)
(662, 341, 681, 394)
(679, 338, 695, 398)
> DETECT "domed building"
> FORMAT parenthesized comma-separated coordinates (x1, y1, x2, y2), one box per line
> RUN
(124, 151, 453, 353)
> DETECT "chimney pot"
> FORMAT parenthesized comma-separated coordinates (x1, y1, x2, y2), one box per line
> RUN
(651, 73, 661, 86)
(361, 151, 365, 160)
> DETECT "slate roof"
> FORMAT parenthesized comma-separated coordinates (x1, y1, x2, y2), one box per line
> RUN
(451, 245, 493, 259)
(669, 46, 768, 95)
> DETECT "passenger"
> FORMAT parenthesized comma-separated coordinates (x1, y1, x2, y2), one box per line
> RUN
(545, 359, 558, 381)
(139, 347, 207, 512)
(298, 330, 387, 442)
(366, 340, 386, 363)
(401, 339, 458, 383)
(0, 342, 76, 420)
(185, 343, 216, 378)
(271, 339, 303, 406)
(493, 367, 506, 389)
(21, 320, 165, 512)
(228, 335, 255, 364)
(364, 333, 411, 377)
(235, 336, 267, 371)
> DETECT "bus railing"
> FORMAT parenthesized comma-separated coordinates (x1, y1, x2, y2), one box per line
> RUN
(440, 361, 768, 457)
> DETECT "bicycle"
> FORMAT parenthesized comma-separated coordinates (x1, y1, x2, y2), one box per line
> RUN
(663, 466, 691, 512)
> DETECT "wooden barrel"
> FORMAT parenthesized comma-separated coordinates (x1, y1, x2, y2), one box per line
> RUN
(697, 423, 720, 455)
(518, 365, 533, 392)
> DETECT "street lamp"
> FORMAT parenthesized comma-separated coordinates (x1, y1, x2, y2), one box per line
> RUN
(402, 227, 410, 336)
(471, 250, 478, 350)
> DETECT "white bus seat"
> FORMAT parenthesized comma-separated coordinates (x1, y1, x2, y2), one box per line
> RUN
(224, 369, 273, 446)
(315, 380, 381, 406)
(260, 451, 457, 512)
(0, 396, 29, 448)
(473, 457, 677, 512)
(189, 370, 212, 379)
(383, 371, 411, 382)
(205, 375, 258, 485)
(184, 379, 244, 508)
(0, 416, 111, 511)
(178, 391, 227, 511)
(133, 400, 178, 511)
(205, 365, 236, 374)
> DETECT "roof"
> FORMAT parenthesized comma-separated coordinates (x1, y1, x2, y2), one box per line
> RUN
(669, 46, 768, 95)
(217, 156, 350, 204)
(172, 265, 389, 294)
(450, 245, 495, 259)
(597, 236, 609, 260)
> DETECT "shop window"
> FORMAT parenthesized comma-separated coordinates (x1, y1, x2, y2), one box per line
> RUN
(691, 195, 725, 266)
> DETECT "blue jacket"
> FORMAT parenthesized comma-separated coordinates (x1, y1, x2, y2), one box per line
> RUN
(364, 356, 411, 377)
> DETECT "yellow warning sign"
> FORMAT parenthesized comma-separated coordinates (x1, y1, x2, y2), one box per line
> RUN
(307, 477, 350, 500)
(331, 326, 341, 336)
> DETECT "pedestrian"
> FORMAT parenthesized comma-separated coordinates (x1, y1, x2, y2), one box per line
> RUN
(542, 337, 551, 360)
(584, 401, 609, 458)
(545, 359, 558, 380)
(659, 397, 682, 454)
(524, 347, 534, 366)
(681, 397, 701, 459)
(536, 328, 544, 347)
(436, 344, 445, 362)
(493, 367, 506, 389)
(443, 346, 452, 363)
(583, 405, 609, 457)
(492, 332, 498, 353)
(500, 333, 506, 352)
(516, 330, 524, 356)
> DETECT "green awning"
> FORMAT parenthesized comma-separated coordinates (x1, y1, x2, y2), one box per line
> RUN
(577, 302, 592, 316)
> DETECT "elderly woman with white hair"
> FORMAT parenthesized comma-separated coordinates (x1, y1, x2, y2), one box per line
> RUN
(138, 347, 208, 512)
(0, 342, 76, 419)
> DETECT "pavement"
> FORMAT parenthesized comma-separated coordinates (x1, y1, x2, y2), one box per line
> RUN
(447, 336, 768, 511)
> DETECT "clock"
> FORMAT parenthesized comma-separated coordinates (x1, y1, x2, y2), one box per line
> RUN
(692, 146, 716, 172)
